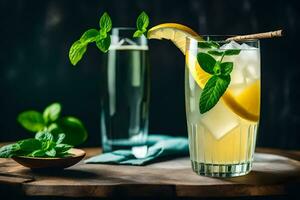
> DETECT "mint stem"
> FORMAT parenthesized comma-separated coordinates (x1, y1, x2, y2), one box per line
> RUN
(220, 52, 226, 62)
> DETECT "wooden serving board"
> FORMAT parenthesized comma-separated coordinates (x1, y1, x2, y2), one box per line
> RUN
(0, 149, 299, 198)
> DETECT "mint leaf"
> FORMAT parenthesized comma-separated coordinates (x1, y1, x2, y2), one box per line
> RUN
(18, 138, 42, 152)
(99, 12, 112, 32)
(210, 41, 220, 48)
(197, 52, 216, 74)
(208, 50, 224, 56)
(133, 30, 144, 38)
(0, 143, 20, 158)
(47, 123, 60, 132)
(30, 149, 46, 157)
(199, 75, 230, 113)
(96, 35, 111, 53)
(45, 148, 56, 157)
(35, 130, 54, 142)
(136, 11, 149, 32)
(198, 41, 220, 49)
(80, 29, 99, 44)
(57, 116, 88, 146)
(213, 61, 221, 75)
(220, 62, 233, 75)
(55, 143, 72, 153)
(99, 29, 107, 39)
(56, 133, 66, 144)
(43, 103, 61, 124)
(133, 11, 149, 37)
(69, 40, 87, 66)
(225, 49, 241, 55)
(17, 111, 45, 132)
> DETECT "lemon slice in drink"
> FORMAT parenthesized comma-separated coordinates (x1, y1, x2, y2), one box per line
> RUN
(148, 23, 260, 122)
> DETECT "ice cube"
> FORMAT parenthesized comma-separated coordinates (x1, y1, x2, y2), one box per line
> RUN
(239, 46, 259, 64)
(231, 64, 246, 85)
(243, 64, 260, 85)
(240, 43, 256, 50)
(200, 101, 239, 140)
(220, 41, 241, 50)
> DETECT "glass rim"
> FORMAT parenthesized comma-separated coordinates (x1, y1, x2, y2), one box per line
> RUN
(112, 27, 135, 31)
(186, 35, 260, 43)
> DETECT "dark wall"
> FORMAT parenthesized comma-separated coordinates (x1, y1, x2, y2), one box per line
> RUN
(0, 0, 299, 149)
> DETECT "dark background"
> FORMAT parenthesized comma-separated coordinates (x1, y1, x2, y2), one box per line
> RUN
(0, 0, 299, 149)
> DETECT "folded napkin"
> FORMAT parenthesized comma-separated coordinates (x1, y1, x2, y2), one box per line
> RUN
(85, 135, 188, 166)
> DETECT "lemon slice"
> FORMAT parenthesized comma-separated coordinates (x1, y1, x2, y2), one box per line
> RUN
(147, 23, 202, 54)
(148, 23, 260, 122)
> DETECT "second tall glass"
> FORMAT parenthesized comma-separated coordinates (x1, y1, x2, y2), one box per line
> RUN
(101, 28, 150, 157)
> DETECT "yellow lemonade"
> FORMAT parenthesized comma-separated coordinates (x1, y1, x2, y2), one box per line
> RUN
(185, 38, 260, 177)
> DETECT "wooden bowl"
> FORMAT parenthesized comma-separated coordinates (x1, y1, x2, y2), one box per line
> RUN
(12, 148, 86, 170)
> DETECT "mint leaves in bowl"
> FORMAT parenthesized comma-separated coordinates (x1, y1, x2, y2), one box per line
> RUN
(0, 102, 88, 169)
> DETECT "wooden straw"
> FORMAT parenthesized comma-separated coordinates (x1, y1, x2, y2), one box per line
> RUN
(226, 30, 283, 41)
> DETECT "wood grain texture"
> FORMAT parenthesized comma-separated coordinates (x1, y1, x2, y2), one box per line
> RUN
(0, 148, 299, 198)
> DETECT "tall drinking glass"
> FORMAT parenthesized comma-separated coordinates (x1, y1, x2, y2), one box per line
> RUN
(185, 36, 260, 177)
(101, 28, 150, 157)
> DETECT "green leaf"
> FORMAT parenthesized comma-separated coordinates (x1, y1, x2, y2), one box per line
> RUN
(17, 111, 45, 132)
(80, 29, 99, 44)
(47, 123, 60, 132)
(198, 41, 220, 49)
(45, 148, 56, 157)
(208, 50, 224, 56)
(56, 133, 66, 144)
(133, 30, 144, 38)
(55, 143, 73, 153)
(136, 11, 149, 32)
(99, 12, 112, 32)
(213, 61, 221, 75)
(225, 49, 241, 55)
(43, 141, 56, 151)
(69, 40, 87, 66)
(57, 116, 88, 146)
(56, 151, 73, 157)
(199, 75, 231, 113)
(30, 149, 46, 157)
(220, 62, 233, 75)
(96, 35, 111, 53)
(99, 29, 107, 38)
(43, 102, 61, 124)
(35, 130, 54, 142)
(0, 143, 20, 158)
(18, 138, 42, 152)
(197, 52, 216, 74)
(210, 41, 220, 48)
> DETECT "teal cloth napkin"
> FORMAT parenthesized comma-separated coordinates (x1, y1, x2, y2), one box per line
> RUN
(84, 135, 188, 166)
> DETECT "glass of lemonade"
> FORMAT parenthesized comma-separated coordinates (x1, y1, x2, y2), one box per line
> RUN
(185, 36, 260, 177)
(100, 28, 150, 157)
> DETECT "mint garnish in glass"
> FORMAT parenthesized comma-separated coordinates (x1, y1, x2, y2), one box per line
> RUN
(197, 42, 241, 114)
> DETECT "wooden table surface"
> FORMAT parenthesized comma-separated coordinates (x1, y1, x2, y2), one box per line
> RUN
(0, 147, 299, 199)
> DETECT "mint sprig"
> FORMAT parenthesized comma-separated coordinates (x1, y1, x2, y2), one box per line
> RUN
(197, 41, 240, 114)
(96, 12, 112, 53)
(133, 11, 149, 38)
(69, 12, 112, 66)
(0, 131, 73, 158)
